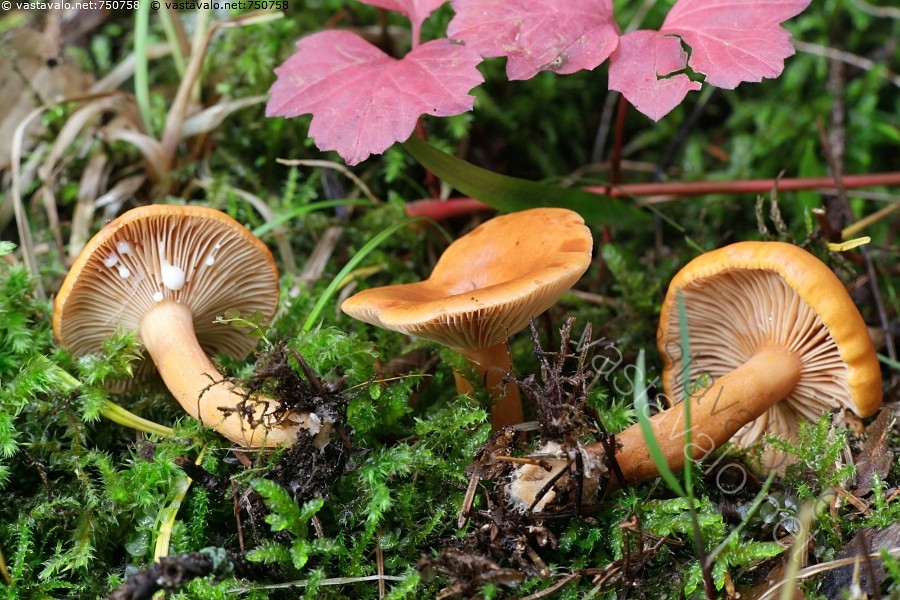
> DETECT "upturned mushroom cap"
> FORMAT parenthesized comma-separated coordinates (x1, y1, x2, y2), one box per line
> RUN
(657, 241, 882, 463)
(341, 207, 593, 349)
(53, 204, 279, 366)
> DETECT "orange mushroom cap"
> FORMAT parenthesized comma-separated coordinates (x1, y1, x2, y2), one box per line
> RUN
(341, 207, 593, 350)
(657, 241, 882, 465)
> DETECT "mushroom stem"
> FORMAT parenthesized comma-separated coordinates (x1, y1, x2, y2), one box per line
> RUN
(508, 346, 803, 509)
(608, 345, 803, 484)
(140, 300, 301, 447)
(455, 342, 524, 429)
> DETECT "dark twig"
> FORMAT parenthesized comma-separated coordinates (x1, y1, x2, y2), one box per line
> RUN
(527, 459, 574, 512)
(862, 245, 899, 384)
(856, 531, 881, 600)
(105, 548, 269, 600)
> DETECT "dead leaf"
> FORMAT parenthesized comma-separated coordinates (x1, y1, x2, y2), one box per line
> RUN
(179, 95, 267, 138)
(818, 526, 900, 599)
(853, 408, 893, 495)
(0, 27, 94, 170)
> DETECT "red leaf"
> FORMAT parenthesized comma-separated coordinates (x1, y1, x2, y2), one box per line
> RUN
(266, 31, 483, 165)
(448, 0, 619, 81)
(608, 30, 701, 121)
(360, 0, 448, 38)
(661, 0, 812, 89)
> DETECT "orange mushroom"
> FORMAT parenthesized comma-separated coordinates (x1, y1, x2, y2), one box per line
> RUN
(509, 242, 882, 508)
(54, 205, 324, 448)
(341, 208, 593, 428)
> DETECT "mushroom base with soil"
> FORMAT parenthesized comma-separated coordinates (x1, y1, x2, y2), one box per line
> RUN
(507, 347, 803, 510)
(141, 300, 326, 448)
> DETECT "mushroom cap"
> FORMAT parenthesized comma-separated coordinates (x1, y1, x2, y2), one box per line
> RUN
(658, 241, 882, 461)
(53, 204, 279, 360)
(341, 207, 593, 349)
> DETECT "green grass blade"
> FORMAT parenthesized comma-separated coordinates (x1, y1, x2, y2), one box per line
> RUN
(134, 2, 153, 134)
(878, 353, 900, 370)
(675, 291, 714, 597)
(40, 356, 173, 437)
(157, 8, 187, 76)
(402, 135, 648, 227)
(302, 217, 427, 331)
(633, 348, 686, 497)
(100, 401, 174, 438)
(678, 290, 694, 497)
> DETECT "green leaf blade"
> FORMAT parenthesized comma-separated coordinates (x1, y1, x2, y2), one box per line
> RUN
(403, 135, 648, 226)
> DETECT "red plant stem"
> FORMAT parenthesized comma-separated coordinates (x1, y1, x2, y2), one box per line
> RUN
(405, 172, 900, 221)
(609, 96, 628, 188)
(407, 197, 493, 220)
(587, 172, 900, 197)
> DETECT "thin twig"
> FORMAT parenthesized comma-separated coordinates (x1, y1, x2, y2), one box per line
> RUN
(228, 574, 406, 593)
(276, 158, 381, 205)
(794, 40, 900, 88)
(376, 533, 386, 598)
(159, 11, 283, 177)
(519, 572, 580, 600)
(758, 547, 900, 600)
(862, 245, 899, 384)
(848, 0, 900, 20)
(856, 531, 881, 600)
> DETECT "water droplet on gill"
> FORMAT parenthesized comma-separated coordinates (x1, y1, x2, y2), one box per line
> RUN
(160, 259, 186, 291)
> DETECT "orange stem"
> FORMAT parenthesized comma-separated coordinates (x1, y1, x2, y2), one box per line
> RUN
(454, 342, 524, 429)
(607, 346, 803, 484)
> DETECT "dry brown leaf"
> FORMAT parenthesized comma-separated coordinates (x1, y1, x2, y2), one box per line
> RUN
(853, 408, 893, 495)
(68, 152, 111, 261)
(90, 43, 172, 93)
(101, 127, 168, 182)
(37, 95, 124, 182)
(818, 526, 900, 599)
(179, 94, 267, 138)
(0, 27, 94, 170)
(737, 558, 808, 600)
(94, 173, 145, 215)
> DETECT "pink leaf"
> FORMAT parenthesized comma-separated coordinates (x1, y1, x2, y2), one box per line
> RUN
(608, 30, 702, 122)
(448, 0, 619, 81)
(360, 0, 448, 39)
(266, 31, 483, 165)
(661, 0, 812, 89)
